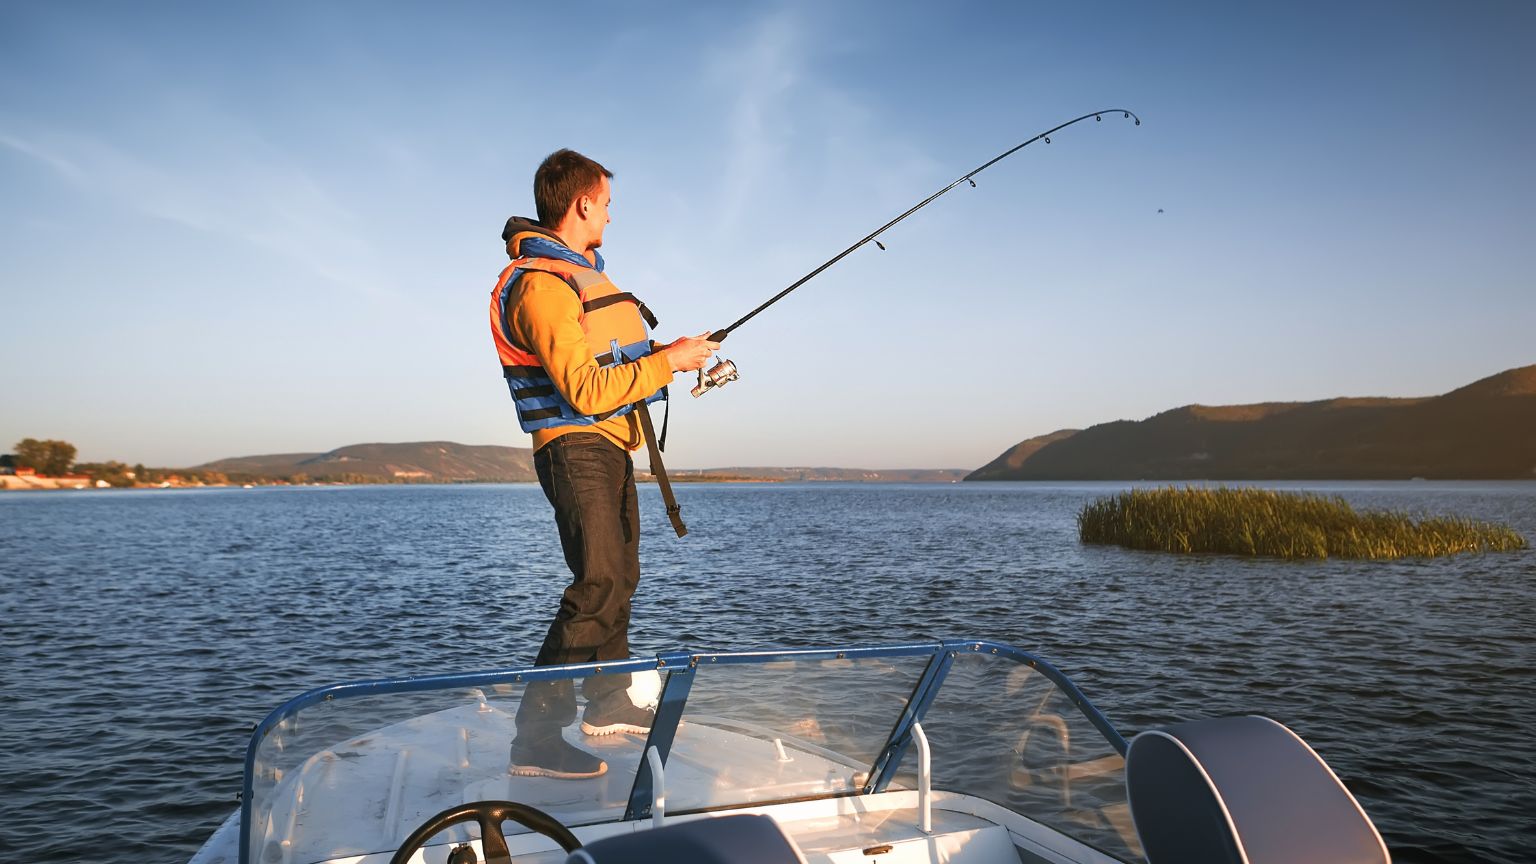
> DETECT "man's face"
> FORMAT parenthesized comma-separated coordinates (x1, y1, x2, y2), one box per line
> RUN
(583, 176, 612, 250)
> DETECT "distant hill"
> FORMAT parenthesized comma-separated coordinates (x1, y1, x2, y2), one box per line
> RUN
(197, 441, 537, 483)
(968, 365, 1536, 481)
(964, 429, 1081, 480)
(195, 443, 967, 484)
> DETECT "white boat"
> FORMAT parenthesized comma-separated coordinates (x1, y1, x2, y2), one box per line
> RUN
(189, 639, 1390, 864)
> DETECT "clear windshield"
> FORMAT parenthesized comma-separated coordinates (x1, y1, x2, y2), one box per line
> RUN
(242, 670, 655, 864)
(893, 650, 1144, 861)
(665, 653, 932, 812)
(241, 642, 1134, 864)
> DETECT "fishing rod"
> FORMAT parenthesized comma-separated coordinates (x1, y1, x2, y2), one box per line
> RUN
(690, 108, 1142, 398)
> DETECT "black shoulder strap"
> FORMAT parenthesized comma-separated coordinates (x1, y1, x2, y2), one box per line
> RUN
(582, 292, 659, 328)
(634, 401, 686, 538)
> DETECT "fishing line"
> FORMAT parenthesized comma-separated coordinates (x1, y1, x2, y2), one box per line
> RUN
(691, 109, 1141, 397)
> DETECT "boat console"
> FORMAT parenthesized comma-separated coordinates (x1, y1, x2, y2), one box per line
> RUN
(566, 813, 806, 864)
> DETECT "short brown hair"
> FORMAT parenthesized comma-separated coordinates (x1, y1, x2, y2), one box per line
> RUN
(534, 149, 613, 227)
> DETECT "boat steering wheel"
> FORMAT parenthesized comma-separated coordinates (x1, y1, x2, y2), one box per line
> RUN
(388, 800, 582, 864)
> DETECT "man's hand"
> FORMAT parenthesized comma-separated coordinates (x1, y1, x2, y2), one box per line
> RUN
(663, 332, 722, 373)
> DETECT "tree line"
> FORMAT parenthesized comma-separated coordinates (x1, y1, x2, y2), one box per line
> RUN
(9, 438, 77, 476)
(6, 438, 231, 487)
(5, 438, 412, 487)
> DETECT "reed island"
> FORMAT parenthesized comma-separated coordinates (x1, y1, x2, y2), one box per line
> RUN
(1079, 486, 1529, 559)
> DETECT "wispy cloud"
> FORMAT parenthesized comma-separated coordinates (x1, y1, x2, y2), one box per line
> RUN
(0, 121, 396, 299)
(0, 131, 87, 185)
(694, 7, 947, 251)
(704, 9, 806, 236)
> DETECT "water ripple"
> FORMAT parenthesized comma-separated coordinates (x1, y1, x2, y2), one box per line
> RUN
(1, 481, 1533, 862)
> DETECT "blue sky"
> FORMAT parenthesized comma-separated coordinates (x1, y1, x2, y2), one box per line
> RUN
(2, 1, 1533, 469)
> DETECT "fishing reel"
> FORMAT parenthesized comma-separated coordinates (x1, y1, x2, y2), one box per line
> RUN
(691, 358, 739, 398)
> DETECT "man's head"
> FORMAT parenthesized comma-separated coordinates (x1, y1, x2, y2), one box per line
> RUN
(534, 148, 613, 253)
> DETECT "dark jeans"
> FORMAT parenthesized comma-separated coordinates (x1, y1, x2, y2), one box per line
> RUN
(516, 432, 640, 735)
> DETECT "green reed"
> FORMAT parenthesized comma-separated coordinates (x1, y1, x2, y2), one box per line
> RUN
(1077, 486, 1529, 559)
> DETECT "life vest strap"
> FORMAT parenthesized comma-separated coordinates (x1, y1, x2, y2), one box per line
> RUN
(582, 292, 659, 328)
(511, 384, 556, 400)
(507, 347, 637, 376)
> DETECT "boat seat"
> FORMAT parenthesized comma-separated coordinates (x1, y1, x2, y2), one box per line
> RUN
(1125, 715, 1389, 864)
(565, 813, 809, 864)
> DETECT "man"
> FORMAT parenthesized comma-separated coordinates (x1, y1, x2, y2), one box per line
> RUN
(489, 149, 718, 778)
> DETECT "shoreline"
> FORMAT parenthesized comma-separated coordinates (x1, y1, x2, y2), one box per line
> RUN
(0, 475, 96, 491)
(7, 477, 1536, 494)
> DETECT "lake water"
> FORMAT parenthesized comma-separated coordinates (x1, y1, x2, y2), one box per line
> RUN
(1, 481, 1533, 863)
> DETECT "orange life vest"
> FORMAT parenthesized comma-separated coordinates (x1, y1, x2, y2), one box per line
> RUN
(489, 256, 663, 432)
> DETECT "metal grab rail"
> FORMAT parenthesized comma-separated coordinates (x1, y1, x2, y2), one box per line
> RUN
(645, 746, 666, 829)
(913, 721, 932, 835)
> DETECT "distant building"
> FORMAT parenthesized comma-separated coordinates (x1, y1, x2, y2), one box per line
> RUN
(0, 454, 14, 475)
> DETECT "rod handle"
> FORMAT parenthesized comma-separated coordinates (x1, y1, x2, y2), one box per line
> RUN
(708, 329, 729, 343)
